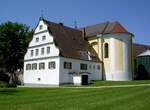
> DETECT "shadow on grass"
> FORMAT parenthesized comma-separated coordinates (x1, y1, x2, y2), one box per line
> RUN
(0, 89, 22, 95)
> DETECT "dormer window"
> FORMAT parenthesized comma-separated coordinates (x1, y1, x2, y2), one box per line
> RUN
(36, 37, 39, 42)
(42, 36, 46, 41)
(39, 25, 43, 30)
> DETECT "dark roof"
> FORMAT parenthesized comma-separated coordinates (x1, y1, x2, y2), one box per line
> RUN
(80, 21, 132, 37)
(133, 43, 150, 57)
(42, 19, 101, 62)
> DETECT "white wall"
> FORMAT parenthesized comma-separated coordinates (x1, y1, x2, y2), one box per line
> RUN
(24, 57, 60, 85)
(24, 19, 60, 86)
(59, 57, 102, 84)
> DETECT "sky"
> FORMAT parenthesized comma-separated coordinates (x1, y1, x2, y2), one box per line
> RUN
(0, 0, 150, 45)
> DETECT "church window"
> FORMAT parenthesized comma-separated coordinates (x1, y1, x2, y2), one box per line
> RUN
(104, 43, 109, 58)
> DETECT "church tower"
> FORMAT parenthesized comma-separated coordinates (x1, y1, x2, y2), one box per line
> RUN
(82, 21, 133, 80)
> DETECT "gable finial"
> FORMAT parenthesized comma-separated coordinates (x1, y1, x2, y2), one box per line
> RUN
(40, 9, 44, 20)
(74, 20, 78, 29)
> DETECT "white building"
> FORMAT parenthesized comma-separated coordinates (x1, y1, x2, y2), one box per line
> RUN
(23, 18, 102, 86)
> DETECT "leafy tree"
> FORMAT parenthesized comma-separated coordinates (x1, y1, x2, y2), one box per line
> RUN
(0, 21, 33, 74)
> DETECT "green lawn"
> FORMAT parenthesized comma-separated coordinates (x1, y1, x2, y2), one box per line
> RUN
(90, 80, 150, 86)
(0, 86, 150, 110)
(63, 80, 150, 87)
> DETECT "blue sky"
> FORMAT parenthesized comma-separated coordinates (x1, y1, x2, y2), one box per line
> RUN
(0, 0, 150, 45)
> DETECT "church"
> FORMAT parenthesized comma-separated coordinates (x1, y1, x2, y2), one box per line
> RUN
(23, 17, 133, 86)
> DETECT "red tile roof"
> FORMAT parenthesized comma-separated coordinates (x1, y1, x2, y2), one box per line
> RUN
(133, 43, 150, 57)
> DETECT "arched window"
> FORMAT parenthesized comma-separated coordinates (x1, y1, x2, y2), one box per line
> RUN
(104, 43, 109, 58)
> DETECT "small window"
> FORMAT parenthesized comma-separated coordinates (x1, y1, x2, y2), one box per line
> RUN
(93, 65, 95, 69)
(64, 62, 72, 69)
(31, 50, 34, 57)
(26, 64, 31, 70)
(89, 65, 91, 69)
(42, 36, 46, 41)
(39, 63, 45, 70)
(97, 65, 100, 70)
(36, 49, 39, 56)
(36, 37, 39, 42)
(104, 43, 109, 58)
(47, 47, 50, 54)
(39, 25, 43, 30)
(41, 48, 44, 55)
(32, 63, 37, 70)
(49, 62, 56, 69)
(80, 63, 87, 70)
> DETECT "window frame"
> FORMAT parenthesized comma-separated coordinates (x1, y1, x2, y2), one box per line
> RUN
(41, 48, 44, 55)
(47, 47, 50, 54)
(64, 62, 72, 69)
(48, 61, 56, 69)
(39, 62, 45, 70)
(80, 63, 87, 70)
(26, 64, 31, 70)
(31, 50, 34, 57)
(35, 37, 39, 42)
(42, 36, 46, 41)
(32, 63, 37, 70)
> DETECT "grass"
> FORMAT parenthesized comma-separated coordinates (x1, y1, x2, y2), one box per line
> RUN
(63, 80, 150, 87)
(90, 80, 150, 86)
(0, 85, 150, 110)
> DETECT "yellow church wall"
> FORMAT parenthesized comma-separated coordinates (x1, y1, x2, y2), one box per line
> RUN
(115, 39, 123, 71)
(103, 39, 111, 73)
(88, 38, 98, 54)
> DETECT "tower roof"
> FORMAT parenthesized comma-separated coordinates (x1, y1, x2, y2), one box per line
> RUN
(80, 21, 133, 37)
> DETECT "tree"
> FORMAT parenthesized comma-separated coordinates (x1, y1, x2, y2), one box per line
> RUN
(0, 21, 33, 74)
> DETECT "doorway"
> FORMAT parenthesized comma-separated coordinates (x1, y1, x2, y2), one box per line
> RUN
(82, 75, 88, 85)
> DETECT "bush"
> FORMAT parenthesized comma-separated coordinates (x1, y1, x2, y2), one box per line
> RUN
(0, 81, 16, 88)
(0, 81, 9, 88)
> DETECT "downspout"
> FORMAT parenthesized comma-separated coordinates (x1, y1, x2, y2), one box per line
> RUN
(130, 34, 134, 80)
(97, 34, 104, 80)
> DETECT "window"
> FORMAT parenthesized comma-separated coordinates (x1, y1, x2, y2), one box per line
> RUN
(26, 64, 31, 70)
(47, 47, 50, 54)
(41, 48, 44, 55)
(104, 43, 109, 58)
(48, 62, 56, 69)
(39, 25, 43, 30)
(39, 63, 45, 70)
(32, 63, 37, 70)
(64, 62, 72, 69)
(93, 65, 95, 69)
(97, 65, 100, 70)
(36, 49, 39, 56)
(89, 65, 91, 69)
(80, 63, 87, 70)
(42, 36, 46, 41)
(36, 37, 39, 42)
(31, 50, 34, 56)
